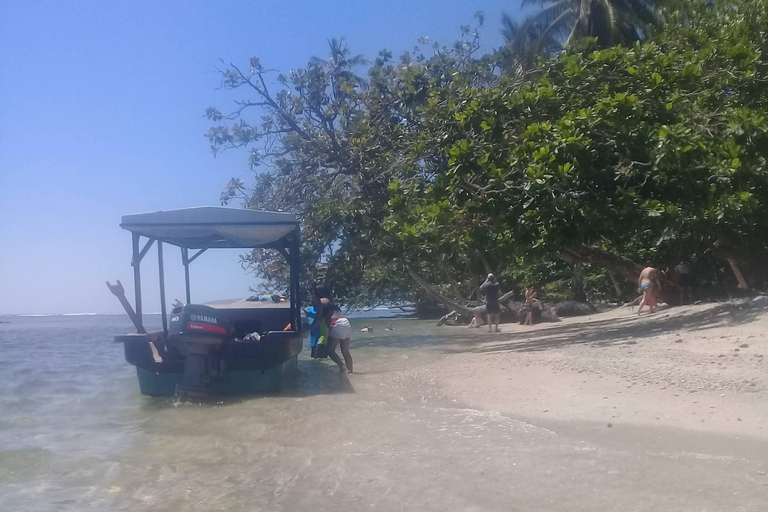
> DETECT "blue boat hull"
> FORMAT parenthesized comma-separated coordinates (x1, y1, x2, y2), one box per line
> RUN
(121, 330, 303, 397)
(135, 355, 298, 396)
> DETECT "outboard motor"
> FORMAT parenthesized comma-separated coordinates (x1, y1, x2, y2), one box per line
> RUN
(167, 304, 231, 398)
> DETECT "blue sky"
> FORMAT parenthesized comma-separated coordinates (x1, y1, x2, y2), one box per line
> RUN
(0, 0, 519, 314)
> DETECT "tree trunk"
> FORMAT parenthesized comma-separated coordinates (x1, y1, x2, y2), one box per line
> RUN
(570, 261, 586, 302)
(440, 260, 471, 304)
(560, 251, 586, 302)
(407, 268, 518, 318)
(564, 245, 644, 283)
(407, 268, 482, 317)
(607, 271, 623, 298)
(727, 258, 749, 289)
(464, 255, 482, 301)
(477, 250, 492, 275)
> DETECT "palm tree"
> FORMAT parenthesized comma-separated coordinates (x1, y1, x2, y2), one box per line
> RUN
(505, 0, 658, 67)
(500, 11, 563, 73)
(310, 37, 368, 91)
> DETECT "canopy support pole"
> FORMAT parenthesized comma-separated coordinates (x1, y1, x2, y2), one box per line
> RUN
(158, 241, 168, 335)
(131, 232, 143, 323)
(132, 238, 155, 266)
(289, 227, 301, 332)
(188, 248, 208, 264)
(182, 247, 191, 304)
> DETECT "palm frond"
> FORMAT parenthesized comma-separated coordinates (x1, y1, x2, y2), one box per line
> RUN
(501, 11, 520, 42)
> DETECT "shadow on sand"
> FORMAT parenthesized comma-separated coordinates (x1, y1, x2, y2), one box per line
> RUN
(353, 300, 766, 358)
(452, 300, 765, 355)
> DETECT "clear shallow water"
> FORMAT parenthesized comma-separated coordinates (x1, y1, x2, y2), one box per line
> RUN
(1, 315, 766, 511)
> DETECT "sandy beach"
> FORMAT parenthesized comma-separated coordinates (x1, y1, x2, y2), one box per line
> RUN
(431, 297, 768, 440)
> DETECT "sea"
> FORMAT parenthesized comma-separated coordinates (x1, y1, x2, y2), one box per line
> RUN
(1, 314, 766, 511)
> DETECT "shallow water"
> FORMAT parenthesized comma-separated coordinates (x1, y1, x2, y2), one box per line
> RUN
(1, 315, 766, 511)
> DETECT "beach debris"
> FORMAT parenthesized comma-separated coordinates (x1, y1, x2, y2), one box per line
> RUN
(607, 423, 613, 428)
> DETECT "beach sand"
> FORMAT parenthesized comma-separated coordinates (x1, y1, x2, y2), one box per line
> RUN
(430, 297, 768, 439)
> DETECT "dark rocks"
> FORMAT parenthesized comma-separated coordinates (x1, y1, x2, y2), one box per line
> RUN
(553, 301, 597, 317)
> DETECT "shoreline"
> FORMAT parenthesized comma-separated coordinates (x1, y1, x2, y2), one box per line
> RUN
(429, 298, 768, 440)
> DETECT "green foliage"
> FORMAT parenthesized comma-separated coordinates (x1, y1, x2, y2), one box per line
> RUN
(210, 0, 768, 307)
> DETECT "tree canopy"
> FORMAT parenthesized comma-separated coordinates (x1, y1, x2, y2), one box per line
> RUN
(208, 0, 768, 308)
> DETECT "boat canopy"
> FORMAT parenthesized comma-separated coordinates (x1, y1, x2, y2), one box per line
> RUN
(121, 206, 298, 249)
(119, 206, 301, 335)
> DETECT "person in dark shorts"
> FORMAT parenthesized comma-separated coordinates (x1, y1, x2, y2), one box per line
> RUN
(480, 273, 502, 333)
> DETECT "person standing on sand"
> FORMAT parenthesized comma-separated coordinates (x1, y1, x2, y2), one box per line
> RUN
(637, 265, 662, 315)
(524, 285, 537, 326)
(480, 273, 502, 333)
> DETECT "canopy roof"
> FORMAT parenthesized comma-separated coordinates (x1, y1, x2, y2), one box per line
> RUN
(121, 207, 298, 249)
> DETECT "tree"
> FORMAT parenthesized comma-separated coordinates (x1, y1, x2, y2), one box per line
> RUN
(310, 37, 368, 91)
(209, 0, 768, 311)
(390, 0, 768, 295)
(207, 18, 501, 308)
(508, 0, 658, 59)
(500, 11, 563, 73)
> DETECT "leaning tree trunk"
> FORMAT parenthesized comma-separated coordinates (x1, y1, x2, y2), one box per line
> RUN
(407, 268, 517, 318)
(440, 260, 471, 304)
(727, 258, 749, 290)
(607, 271, 623, 298)
(707, 227, 752, 290)
(563, 245, 644, 283)
(408, 268, 481, 317)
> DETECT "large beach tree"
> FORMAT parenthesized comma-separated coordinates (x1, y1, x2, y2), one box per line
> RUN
(208, 0, 768, 308)
(390, 0, 768, 295)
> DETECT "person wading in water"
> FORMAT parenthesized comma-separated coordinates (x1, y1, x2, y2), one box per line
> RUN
(319, 290, 353, 374)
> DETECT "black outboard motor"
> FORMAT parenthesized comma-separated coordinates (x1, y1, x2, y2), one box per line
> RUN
(167, 304, 231, 398)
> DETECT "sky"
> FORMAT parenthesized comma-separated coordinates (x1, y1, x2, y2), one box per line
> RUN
(0, 0, 519, 315)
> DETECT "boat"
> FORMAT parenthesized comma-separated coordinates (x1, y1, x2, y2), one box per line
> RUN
(110, 206, 304, 398)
